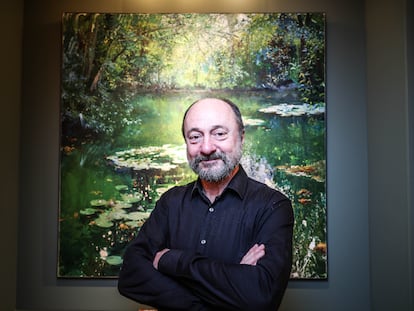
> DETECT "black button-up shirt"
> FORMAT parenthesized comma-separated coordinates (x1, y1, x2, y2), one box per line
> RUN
(118, 166, 294, 311)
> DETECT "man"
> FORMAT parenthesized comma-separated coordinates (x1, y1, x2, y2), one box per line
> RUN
(118, 98, 294, 311)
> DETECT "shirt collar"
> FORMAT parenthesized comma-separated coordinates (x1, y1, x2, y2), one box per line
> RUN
(191, 165, 248, 200)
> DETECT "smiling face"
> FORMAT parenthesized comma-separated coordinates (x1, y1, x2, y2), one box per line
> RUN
(183, 98, 244, 182)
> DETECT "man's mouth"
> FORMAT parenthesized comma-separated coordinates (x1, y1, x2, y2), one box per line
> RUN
(200, 158, 220, 166)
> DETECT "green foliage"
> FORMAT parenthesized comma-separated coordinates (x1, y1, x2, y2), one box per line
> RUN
(62, 13, 325, 138)
(292, 191, 327, 279)
(245, 13, 325, 104)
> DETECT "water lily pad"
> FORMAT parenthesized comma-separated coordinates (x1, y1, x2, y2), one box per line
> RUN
(122, 196, 140, 204)
(94, 219, 113, 228)
(105, 255, 123, 265)
(90, 199, 108, 207)
(94, 215, 114, 228)
(113, 202, 132, 209)
(244, 118, 266, 126)
(115, 185, 128, 191)
(108, 209, 127, 220)
(126, 211, 151, 221)
(79, 208, 98, 215)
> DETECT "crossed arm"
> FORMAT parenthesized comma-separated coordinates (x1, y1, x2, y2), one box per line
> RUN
(154, 243, 265, 270)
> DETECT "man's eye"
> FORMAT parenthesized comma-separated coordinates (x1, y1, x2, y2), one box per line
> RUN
(213, 131, 228, 140)
(188, 134, 201, 143)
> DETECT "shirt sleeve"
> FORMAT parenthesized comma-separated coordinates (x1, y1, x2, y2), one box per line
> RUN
(157, 198, 294, 311)
(118, 199, 209, 311)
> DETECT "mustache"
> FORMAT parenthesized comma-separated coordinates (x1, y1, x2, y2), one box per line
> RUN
(193, 152, 226, 165)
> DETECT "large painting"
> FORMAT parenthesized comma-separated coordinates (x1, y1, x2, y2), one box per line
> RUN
(59, 13, 326, 279)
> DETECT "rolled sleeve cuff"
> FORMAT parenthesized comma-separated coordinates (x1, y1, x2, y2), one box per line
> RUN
(159, 249, 198, 278)
(158, 249, 183, 276)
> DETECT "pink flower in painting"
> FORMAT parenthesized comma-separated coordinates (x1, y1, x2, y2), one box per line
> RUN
(99, 248, 108, 260)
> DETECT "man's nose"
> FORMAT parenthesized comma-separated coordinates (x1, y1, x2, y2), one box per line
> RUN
(200, 135, 216, 154)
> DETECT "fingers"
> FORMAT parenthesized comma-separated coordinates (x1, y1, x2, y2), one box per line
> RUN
(153, 248, 170, 270)
(240, 244, 265, 266)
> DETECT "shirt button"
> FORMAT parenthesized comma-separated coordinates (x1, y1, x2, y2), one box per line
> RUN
(200, 239, 206, 245)
(209, 207, 214, 212)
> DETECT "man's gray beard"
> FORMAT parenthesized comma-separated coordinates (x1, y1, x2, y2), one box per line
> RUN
(189, 149, 242, 182)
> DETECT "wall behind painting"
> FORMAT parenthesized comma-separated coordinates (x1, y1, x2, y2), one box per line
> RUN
(17, 0, 372, 310)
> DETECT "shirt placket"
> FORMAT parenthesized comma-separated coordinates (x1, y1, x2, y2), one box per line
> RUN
(197, 198, 217, 253)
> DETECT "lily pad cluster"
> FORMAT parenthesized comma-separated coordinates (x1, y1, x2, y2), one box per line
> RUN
(78, 184, 154, 267)
(92, 207, 151, 229)
(259, 103, 325, 117)
(276, 160, 325, 182)
(80, 185, 152, 230)
(243, 118, 266, 126)
(106, 144, 187, 172)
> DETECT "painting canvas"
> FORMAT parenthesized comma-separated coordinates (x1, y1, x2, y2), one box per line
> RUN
(59, 12, 326, 279)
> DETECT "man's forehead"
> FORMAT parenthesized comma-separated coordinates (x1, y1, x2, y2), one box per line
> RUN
(186, 98, 233, 119)
(182, 98, 241, 136)
(188, 106, 231, 124)
(190, 98, 229, 110)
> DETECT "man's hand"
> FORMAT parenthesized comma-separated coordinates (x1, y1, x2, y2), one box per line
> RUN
(153, 248, 170, 270)
(240, 244, 265, 266)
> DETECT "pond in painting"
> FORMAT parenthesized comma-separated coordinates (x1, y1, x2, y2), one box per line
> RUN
(59, 90, 326, 279)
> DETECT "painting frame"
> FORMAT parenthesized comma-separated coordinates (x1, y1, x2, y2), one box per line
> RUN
(59, 12, 327, 279)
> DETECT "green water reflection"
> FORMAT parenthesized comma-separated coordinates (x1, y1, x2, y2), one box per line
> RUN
(59, 91, 326, 279)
